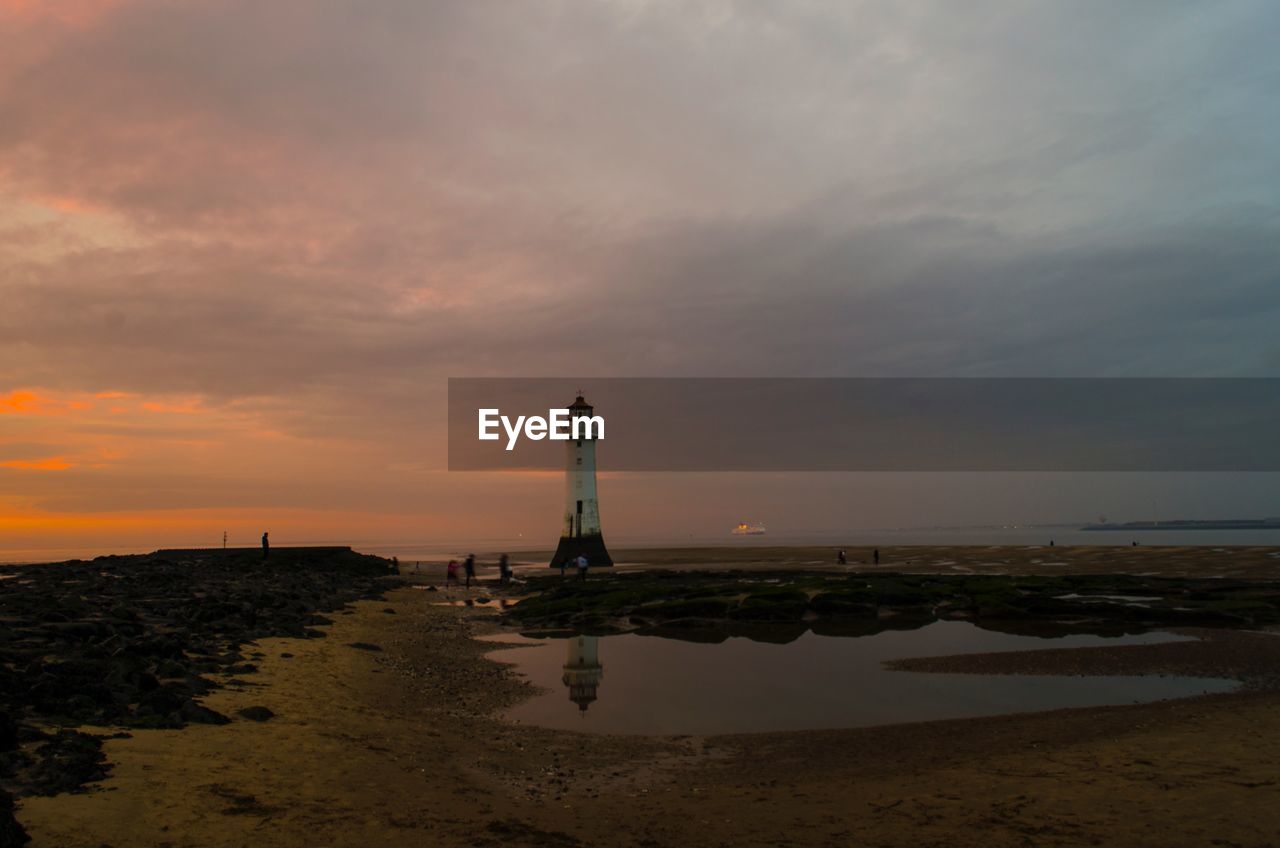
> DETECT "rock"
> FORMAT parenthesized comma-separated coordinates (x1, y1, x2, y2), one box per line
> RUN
(0, 788, 30, 847)
(24, 731, 109, 795)
(0, 712, 17, 752)
(236, 706, 275, 722)
(0, 547, 398, 796)
(179, 701, 230, 725)
(156, 659, 186, 678)
(138, 685, 187, 715)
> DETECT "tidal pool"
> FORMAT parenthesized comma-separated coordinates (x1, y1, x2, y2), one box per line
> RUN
(484, 621, 1237, 735)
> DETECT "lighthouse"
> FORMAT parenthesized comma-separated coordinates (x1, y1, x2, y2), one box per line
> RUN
(550, 394, 613, 568)
(561, 635, 604, 712)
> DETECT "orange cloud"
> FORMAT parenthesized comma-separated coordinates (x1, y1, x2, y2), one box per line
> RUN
(0, 390, 41, 413)
(34, 193, 104, 215)
(0, 506, 436, 543)
(0, 457, 73, 471)
(0, 389, 92, 415)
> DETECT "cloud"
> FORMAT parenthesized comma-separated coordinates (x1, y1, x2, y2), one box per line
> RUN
(0, 389, 91, 415)
(1, 1, 1277, 544)
(0, 457, 73, 471)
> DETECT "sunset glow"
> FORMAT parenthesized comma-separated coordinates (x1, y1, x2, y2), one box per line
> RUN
(2, 0, 1277, 558)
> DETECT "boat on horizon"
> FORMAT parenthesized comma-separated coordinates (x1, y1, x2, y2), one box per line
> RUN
(731, 522, 767, 536)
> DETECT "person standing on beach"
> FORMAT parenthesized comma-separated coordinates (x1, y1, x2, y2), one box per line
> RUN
(873, 548, 880, 565)
(498, 554, 511, 585)
(575, 554, 588, 582)
(261, 532, 270, 560)
(837, 549, 847, 564)
(464, 554, 476, 588)
(446, 559, 459, 588)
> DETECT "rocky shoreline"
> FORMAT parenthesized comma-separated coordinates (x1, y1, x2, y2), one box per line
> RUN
(0, 547, 398, 843)
(505, 569, 1280, 638)
(7, 549, 1280, 847)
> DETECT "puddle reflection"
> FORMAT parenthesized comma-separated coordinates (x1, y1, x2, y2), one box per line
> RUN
(562, 635, 604, 713)
(486, 621, 1237, 735)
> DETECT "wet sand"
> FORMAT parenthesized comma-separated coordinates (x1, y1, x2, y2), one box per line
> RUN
(544, 543, 1280, 578)
(16, 554, 1280, 848)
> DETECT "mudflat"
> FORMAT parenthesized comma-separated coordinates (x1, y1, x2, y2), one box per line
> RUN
(11, 544, 1280, 848)
(544, 543, 1280, 577)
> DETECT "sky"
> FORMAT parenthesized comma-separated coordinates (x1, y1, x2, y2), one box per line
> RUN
(2, 0, 1278, 556)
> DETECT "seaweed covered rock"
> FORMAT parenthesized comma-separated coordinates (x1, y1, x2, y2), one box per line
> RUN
(22, 731, 109, 796)
(0, 547, 397, 797)
(507, 570, 1280, 633)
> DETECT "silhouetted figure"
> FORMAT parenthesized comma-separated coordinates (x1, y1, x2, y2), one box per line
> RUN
(261, 532, 269, 560)
(391, 556, 400, 575)
(446, 559, 460, 588)
(576, 554, 588, 582)
(498, 554, 511, 585)
(1132, 540, 1139, 547)
(1050, 539, 1055, 547)
(873, 548, 880, 565)
(464, 554, 476, 588)
(837, 549, 847, 565)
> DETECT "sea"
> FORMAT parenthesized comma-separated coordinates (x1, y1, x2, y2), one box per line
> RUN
(4, 525, 1279, 565)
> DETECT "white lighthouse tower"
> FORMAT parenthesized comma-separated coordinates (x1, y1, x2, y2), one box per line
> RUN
(561, 635, 604, 713)
(550, 394, 613, 568)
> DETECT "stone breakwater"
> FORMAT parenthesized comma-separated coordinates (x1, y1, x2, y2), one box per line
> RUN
(0, 547, 398, 842)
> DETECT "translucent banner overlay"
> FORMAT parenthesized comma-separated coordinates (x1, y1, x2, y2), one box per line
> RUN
(447, 378, 1280, 471)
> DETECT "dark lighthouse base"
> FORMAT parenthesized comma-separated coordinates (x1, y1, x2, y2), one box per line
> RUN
(550, 534, 613, 568)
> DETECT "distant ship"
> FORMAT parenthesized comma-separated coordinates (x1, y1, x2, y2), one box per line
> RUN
(731, 522, 767, 536)
(1081, 518, 1280, 531)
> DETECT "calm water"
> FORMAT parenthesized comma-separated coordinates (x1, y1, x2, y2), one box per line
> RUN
(485, 621, 1237, 735)
(5, 526, 1279, 564)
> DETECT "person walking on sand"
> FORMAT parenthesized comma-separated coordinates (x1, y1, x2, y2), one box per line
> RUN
(575, 554, 588, 582)
(261, 531, 270, 560)
(837, 549, 847, 565)
(464, 553, 476, 589)
(446, 559, 459, 589)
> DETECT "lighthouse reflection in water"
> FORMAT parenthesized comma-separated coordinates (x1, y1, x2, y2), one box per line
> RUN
(490, 624, 1237, 735)
(562, 635, 603, 713)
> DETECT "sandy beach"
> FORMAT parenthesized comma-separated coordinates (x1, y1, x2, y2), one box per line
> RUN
(10, 548, 1280, 848)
